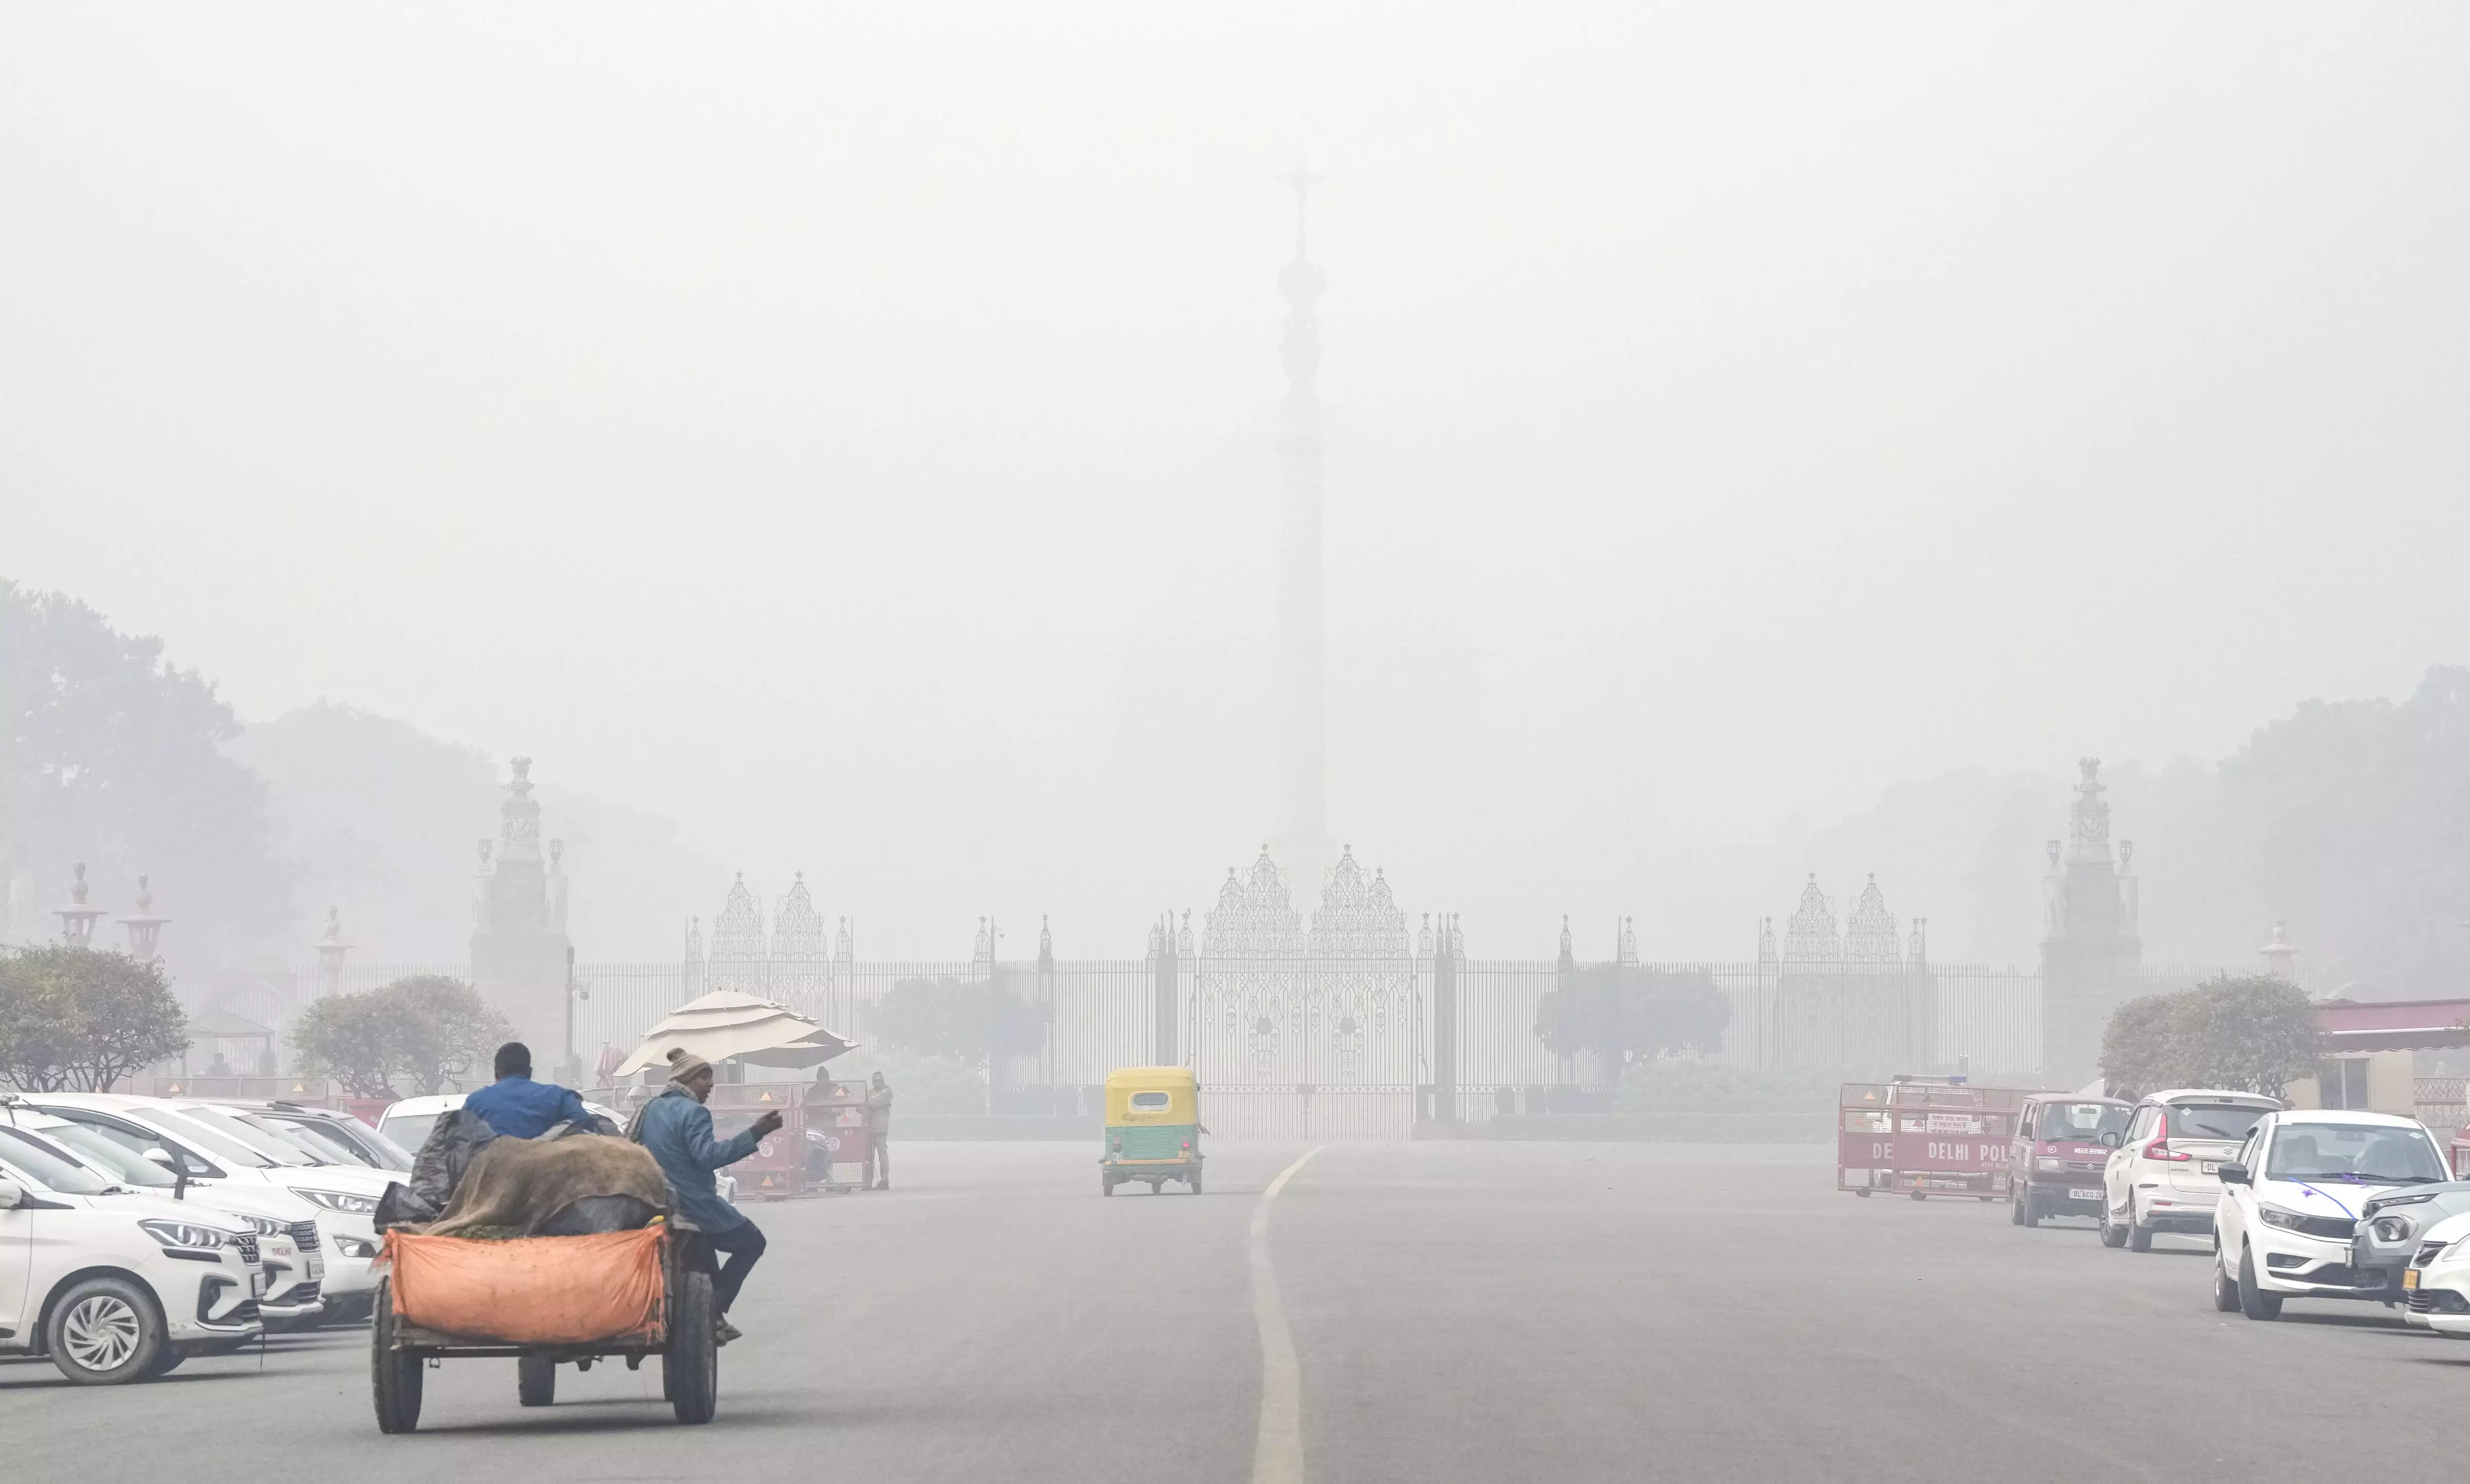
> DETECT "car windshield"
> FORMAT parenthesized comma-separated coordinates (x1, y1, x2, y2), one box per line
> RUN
(2166, 1104, 2269, 1141)
(39, 1122, 178, 1189)
(2266, 1124, 2446, 1184)
(382, 1114, 442, 1155)
(0, 1126, 117, 1194)
(2038, 1103, 2130, 1142)
(260, 1117, 376, 1167)
(174, 1106, 320, 1166)
(321, 1116, 417, 1172)
(142, 1107, 276, 1168)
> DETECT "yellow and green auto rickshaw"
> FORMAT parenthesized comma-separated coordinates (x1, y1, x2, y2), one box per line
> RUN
(1101, 1066, 1203, 1195)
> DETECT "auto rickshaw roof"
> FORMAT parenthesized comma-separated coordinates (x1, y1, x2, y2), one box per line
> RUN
(1104, 1066, 1197, 1091)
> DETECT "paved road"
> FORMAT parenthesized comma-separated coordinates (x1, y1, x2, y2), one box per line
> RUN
(7, 1141, 2466, 1481)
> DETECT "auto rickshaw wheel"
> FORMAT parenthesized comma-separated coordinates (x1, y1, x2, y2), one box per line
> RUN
(518, 1353, 556, 1406)
(1190, 1168, 1203, 1195)
(1910, 1192, 1926, 1201)
(1102, 1172, 1115, 1196)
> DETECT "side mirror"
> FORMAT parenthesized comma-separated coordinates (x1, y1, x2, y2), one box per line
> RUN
(2099, 1131, 2123, 1149)
(0, 1178, 21, 1211)
(143, 1147, 190, 1199)
(2218, 1162, 2251, 1186)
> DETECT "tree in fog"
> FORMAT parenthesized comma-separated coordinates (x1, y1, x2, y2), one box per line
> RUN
(1535, 965, 1731, 1069)
(1, 580, 292, 960)
(291, 974, 508, 1096)
(2100, 975, 2319, 1100)
(0, 945, 189, 1091)
(865, 975, 1047, 1067)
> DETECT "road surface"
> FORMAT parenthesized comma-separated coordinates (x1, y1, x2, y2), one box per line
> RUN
(6, 1141, 2463, 1481)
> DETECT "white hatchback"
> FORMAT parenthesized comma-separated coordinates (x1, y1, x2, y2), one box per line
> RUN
(2212, 1109, 2449, 1319)
(0, 1121, 264, 1383)
(2100, 1089, 2281, 1251)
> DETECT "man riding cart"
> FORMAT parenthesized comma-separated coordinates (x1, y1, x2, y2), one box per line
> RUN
(369, 1048, 780, 1431)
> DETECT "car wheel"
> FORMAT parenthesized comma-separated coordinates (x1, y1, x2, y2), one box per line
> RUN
(2010, 1190, 2025, 1225)
(2099, 1204, 2129, 1248)
(2128, 1198, 2155, 1252)
(2237, 1249, 2283, 1320)
(44, 1276, 166, 1385)
(2213, 1249, 2242, 1312)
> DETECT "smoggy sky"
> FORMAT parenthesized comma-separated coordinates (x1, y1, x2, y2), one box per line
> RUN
(7, 5, 2467, 958)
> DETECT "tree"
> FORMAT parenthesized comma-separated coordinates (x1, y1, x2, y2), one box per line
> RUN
(1535, 965, 1731, 1068)
(2100, 974, 2319, 1101)
(289, 975, 509, 1097)
(0, 945, 190, 1091)
(866, 976, 1048, 1067)
(2, 580, 293, 963)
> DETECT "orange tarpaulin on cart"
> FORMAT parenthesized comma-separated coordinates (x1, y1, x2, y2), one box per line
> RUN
(385, 1226, 665, 1345)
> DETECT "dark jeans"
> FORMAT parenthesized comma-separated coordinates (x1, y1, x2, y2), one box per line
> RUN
(704, 1218, 767, 1315)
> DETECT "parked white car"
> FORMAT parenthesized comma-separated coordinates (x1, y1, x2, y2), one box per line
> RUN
(2401, 1208, 2470, 1334)
(25, 1093, 393, 1323)
(0, 1120, 264, 1383)
(2100, 1089, 2281, 1250)
(7, 1107, 325, 1327)
(2211, 1109, 2449, 1319)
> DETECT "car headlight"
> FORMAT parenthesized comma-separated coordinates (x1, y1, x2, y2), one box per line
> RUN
(240, 1214, 288, 1238)
(2258, 1206, 2311, 1231)
(2373, 1215, 2414, 1244)
(2373, 1191, 2438, 1210)
(2035, 1157, 2064, 1172)
(332, 1234, 380, 1259)
(139, 1218, 231, 1250)
(297, 1188, 377, 1215)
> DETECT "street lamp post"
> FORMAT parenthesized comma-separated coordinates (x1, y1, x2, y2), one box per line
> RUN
(54, 863, 104, 947)
(118, 875, 169, 962)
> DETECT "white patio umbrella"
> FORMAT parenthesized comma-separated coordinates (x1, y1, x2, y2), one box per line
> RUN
(613, 990, 857, 1077)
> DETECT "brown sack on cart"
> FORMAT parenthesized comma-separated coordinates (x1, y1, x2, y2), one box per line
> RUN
(385, 1226, 665, 1345)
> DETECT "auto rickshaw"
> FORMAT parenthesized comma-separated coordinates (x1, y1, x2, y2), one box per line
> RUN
(1101, 1066, 1203, 1195)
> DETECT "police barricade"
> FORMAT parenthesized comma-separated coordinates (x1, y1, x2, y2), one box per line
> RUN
(1840, 1077, 2025, 1201)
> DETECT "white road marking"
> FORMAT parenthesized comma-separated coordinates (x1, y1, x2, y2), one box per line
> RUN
(1251, 1145, 1325, 1484)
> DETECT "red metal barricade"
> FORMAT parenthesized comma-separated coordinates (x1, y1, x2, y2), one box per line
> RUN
(1840, 1077, 2025, 1200)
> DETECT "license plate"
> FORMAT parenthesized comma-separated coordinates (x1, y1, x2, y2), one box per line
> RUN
(2406, 1269, 2421, 1289)
(2068, 1188, 2103, 1200)
(2201, 1161, 2221, 1174)
(307, 1253, 325, 1281)
(250, 1269, 269, 1299)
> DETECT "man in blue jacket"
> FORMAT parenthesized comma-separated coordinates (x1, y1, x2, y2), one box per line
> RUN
(633, 1048, 782, 1344)
(463, 1041, 591, 1139)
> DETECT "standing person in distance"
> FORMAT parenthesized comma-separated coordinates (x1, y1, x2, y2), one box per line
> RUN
(632, 1048, 783, 1344)
(865, 1071, 894, 1190)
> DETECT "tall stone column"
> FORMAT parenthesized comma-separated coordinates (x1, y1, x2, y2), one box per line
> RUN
(2038, 758, 2143, 1087)
(469, 758, 573, 1072)
(1274, 158, 1332, 874)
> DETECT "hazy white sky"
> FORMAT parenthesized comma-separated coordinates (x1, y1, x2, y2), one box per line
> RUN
(7, 4, 2467, 958)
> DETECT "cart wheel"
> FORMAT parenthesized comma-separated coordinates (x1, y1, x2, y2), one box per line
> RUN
(518, 1354, 556, 1407)
(664, 1269, 718, 1424)
(370, 1279, 424, 1434)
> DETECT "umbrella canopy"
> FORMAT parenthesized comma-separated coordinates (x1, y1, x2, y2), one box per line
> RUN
(613, 990, 856, 1077)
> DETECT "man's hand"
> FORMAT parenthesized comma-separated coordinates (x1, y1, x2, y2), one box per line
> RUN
(751, 1109, 786, 1139)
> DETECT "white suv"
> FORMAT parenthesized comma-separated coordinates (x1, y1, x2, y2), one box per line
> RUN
(28, 1094, 393, 1323)
(0, 1121, 264, 1383)
(8, 1107, 326, 1327)
(2100, 1090, 2281, 1251)
(2212, 1109, 2449, 1319)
